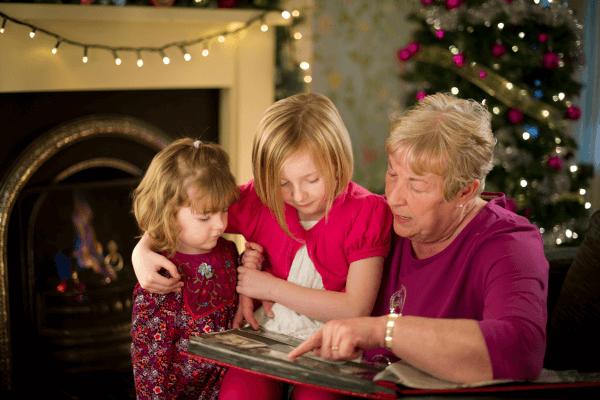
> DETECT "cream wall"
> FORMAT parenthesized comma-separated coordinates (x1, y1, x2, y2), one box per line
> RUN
(0, 3, 285, 191)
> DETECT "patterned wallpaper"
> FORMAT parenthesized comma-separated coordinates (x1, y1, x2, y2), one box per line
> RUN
(311, 0, 416, 193)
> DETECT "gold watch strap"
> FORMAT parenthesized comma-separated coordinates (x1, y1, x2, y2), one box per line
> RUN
(385, 313, 400, 350)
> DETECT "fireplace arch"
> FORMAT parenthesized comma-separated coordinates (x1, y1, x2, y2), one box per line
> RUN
(0, 115, 171, 390)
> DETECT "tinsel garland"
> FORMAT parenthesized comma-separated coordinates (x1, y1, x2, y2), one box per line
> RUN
(412, 45, 565, 129)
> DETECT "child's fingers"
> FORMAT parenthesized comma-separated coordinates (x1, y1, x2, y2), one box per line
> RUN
(245, 241, 264, 254)
(232, 307, 245, 329)
(262, 301, 275, 318)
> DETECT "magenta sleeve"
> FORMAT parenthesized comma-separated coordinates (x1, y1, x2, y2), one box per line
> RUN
(477, 232, 548, 380)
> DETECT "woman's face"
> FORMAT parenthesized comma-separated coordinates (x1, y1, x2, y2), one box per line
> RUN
(385, 148, 462, 245)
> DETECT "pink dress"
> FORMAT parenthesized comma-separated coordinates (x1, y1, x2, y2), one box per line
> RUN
(131, 237, 239, 399)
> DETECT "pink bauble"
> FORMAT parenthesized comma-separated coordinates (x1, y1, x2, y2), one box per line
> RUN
(503, 0, 513, 3)
(548, 156, 563, 171)
(565, 105, 582, 121)
(435, 30, 445, 39)
(445, 0, 463, 10)
(507, 108, 524, 124)
(538, 33, 549, 43)
(523, 207, 531, 217)
(422, 0, 434, 4)
(416, 91, 428, 101)
(218, 0, 239, 8)
(453, 53, 465, 66)
(397, 48, 412, 62)
(479, 70, 487, 79)
(542, 51, 560, 70)
(491, 43, 507, 58)
(407, 41, 420, 55)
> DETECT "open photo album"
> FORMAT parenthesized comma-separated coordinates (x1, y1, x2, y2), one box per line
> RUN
(185, 326, 600, 399)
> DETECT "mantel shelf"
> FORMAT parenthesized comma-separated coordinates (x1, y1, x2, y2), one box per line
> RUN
(0, 3, 288, 25)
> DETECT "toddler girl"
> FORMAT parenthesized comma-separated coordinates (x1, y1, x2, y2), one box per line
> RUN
(131, 139, 245, 399)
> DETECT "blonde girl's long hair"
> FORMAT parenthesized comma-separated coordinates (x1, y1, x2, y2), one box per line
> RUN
(252, 93, 354, 238)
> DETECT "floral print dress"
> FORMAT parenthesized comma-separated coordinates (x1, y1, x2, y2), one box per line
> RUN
(131, 237, 239, 400)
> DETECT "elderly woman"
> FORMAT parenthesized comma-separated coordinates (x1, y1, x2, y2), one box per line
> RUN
(289, 92, 548, 384)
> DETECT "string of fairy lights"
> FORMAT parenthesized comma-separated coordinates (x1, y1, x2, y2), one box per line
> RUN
(0, 8, 312, 82)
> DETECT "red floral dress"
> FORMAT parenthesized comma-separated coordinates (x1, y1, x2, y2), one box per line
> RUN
(131, 237, 239, 399)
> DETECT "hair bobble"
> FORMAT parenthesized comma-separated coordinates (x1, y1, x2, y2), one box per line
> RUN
(193, 140, 202, 148)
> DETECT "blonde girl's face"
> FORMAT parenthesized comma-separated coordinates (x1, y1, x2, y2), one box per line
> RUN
(175, 186, 227, 255)
(280, 150, 328, 222)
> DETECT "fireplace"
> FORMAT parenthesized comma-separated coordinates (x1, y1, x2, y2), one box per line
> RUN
(0, 4, 280, 391)
(0, 113, 173, 393)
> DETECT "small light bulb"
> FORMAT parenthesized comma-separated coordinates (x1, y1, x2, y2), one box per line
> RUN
(519, 32, 525, 38)
(520, 179, 527, 187)
(300, 62, 310, 70)
(180, 46, 191, 61)
(580, 189, 587, 195)
(451, 87, 459, 95)
(542, 110, 550, 117)
(282, 11, 291, 19)
(585, 202, 592, 209)
(1, 18, 6, 34)
(294, 32, 303, 40)
(261, 24, 269, 32)
(493, 107, 500, 114)
(523, 132, 530, 140)
(292, 10, 300, 17)
(30, 28, 36, 38)
(558, 92, 565, 100)
(161, 51, 170, 65)
(304, 75, 312, 83)
(201, 43, 209, 57)
(506, 83, 513, 90)
(52, 40, 61, 54)
(218, 35, 225, 43)
(137, 52, 143, 67)
(570, 165, 578, 172)
(498, 23, 504, 30)
(82, 47, 88, 64)
(113, 51, 121, 66)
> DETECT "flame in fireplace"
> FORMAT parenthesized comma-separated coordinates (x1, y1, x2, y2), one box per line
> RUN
(71, 190, 116, 283)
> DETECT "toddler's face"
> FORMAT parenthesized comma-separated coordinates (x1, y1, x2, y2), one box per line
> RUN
(280, 150, 328, 222)
(175, 186, 227, 254)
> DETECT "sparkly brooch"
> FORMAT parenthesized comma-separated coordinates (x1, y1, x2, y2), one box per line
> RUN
(198, 263, 213, 279)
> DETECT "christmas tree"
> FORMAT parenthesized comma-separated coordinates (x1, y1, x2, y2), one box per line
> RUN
(397, 0, 594, 246)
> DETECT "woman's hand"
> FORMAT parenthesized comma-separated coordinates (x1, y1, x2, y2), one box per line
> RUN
(288, 316, 387, 361)
(132, 233, 183, 294)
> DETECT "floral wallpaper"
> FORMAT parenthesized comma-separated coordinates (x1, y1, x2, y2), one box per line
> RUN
(311, 0, 415, 193)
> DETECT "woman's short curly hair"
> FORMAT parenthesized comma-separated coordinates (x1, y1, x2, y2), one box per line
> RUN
(132, 138, 239, 256)
(386, 92, 497, 201)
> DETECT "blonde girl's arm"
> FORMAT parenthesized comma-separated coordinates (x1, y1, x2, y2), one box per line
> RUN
(132, 233, 183, 294)
(236, 256, 384, 321)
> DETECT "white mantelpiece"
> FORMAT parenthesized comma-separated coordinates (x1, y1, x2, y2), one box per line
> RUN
(0, 3, 285, 187)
